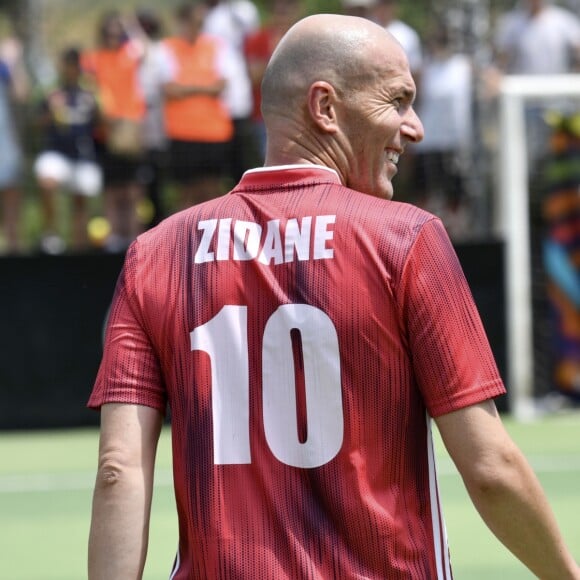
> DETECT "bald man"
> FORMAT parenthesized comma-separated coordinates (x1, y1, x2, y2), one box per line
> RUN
(88, 15, 580, 580)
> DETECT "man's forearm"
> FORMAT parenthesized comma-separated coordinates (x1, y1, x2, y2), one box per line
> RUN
(88, 462, 154, 580)
(437, 402, 579, 580)
(464, 443, 579, 580)
(88, 404, 162, 580)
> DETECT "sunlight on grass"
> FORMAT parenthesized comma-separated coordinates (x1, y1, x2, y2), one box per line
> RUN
(0, 413, 578, 579)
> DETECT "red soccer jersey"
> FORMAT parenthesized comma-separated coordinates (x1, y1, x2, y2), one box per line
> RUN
(89, 165, 505, 579)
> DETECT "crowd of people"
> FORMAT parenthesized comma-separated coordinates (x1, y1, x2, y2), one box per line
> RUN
(0, 0, 579, 255)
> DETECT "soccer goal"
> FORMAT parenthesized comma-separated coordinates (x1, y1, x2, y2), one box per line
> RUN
(497, 74, 580, 419)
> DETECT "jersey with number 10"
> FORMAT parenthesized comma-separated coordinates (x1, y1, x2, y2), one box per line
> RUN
(89, 165, 505, 579)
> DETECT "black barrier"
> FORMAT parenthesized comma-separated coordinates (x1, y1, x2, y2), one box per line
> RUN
(0, 240, 506, 429)
(0, 252, 124, 429)
(456, 240, 508, 412)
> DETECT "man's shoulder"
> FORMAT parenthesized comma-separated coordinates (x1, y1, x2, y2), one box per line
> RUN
(373, 199, 439, 238)
(326, 183, 439, 238)
(135, 190, 438, 252)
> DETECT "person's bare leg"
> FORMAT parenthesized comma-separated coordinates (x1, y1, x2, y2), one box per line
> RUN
(103, 184, 124, 250)
(104, 182, 144, 250)
(124, 181, 144, 241)
(38, 179, 59, 235)
(71, 193, 89, 251)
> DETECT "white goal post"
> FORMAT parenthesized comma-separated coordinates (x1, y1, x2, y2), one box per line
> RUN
(497, 74, 580, 419)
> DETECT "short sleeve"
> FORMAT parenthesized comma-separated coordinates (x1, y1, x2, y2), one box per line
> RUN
(87, 241, 166, 412)
(399, 219, 506, 417)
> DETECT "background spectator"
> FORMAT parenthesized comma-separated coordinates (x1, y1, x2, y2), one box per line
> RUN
(373, 0, 423, 76)
(83, 10, 147, 252)
(133, 8, 173, 228)
(412, 23, 474, 240)
(34, 47, 102, 254)
(245, 0, 304, 158)
(203, 0, 260, 182)
(0, 52, 24, 254)
(493, 0, 580, 164)
(162, 1, 233, 208)
(494, 0, 580, 76)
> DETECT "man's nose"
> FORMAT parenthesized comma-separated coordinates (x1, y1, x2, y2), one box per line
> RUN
(402, 108, 424, 143)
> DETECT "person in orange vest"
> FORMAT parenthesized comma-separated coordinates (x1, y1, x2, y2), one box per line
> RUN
(161, 1, 233, 208)
(83, 11, 147, 252)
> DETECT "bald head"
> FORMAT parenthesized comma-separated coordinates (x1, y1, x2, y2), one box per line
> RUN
(261, 14, 405, 119)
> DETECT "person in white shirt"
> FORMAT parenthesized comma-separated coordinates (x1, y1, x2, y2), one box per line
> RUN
(412, 24, 473, 239)
(133, 9, 174, 227)
(493, 0, 580, 163)
(494, 0, 580, 75)
(203, 0, 261, 182)
(373, 0, 422, 75)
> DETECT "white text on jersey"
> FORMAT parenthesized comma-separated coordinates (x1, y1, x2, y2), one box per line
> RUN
(194, 215, 336, 265)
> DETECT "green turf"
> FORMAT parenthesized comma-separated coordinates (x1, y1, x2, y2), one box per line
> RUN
(0, 414, 578, 579)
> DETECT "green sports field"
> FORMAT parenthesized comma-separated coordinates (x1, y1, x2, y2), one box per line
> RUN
(1, 413, 578, 579)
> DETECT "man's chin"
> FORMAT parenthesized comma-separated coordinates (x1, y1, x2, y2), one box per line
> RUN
(379, 180, 394, 200)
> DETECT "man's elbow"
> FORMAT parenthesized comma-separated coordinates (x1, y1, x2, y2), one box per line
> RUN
(94, 449, 136, 489)
(462, 445, 527, 498)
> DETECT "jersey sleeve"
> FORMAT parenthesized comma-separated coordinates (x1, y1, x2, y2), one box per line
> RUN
(87, 240, 166, 412)
(399, 218, 506, 417)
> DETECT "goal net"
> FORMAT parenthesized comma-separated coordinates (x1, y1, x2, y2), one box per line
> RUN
(497, 74, 580, 419)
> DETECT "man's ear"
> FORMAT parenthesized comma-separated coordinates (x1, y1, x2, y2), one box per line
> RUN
(307, 81, 339, 133)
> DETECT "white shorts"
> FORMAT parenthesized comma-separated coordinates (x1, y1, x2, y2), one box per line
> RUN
(34, 151, 102, 197)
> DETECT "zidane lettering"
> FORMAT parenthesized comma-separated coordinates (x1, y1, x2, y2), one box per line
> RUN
(194, 215, 336, 265)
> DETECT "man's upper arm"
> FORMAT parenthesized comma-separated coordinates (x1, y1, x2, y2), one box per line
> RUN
(399, 218, 505, 417)
(88, 241, 166, 412)
(434, 400, 514, 482)
(98, 403, 163, 471)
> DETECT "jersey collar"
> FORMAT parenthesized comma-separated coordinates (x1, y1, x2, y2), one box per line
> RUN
(234, 164, 343, 191)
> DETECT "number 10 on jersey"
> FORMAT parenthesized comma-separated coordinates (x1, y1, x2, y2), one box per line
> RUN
(190, 304, 344, 468)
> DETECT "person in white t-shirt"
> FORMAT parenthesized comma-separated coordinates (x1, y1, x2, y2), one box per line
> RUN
(373, 0, 422, 75)
(494, 0, 580, 75)
(203, 0, 261, 182)
(493, 0, 580, 163)
(412, 24, 473, 240)
(133, 8, 174, 227)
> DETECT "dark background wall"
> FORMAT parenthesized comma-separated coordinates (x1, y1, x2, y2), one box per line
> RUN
(0, 252, 123, 429)
(0, 240, 506, 429)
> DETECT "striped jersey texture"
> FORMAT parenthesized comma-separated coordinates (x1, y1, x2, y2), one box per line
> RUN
(89, 165, 505, 579)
